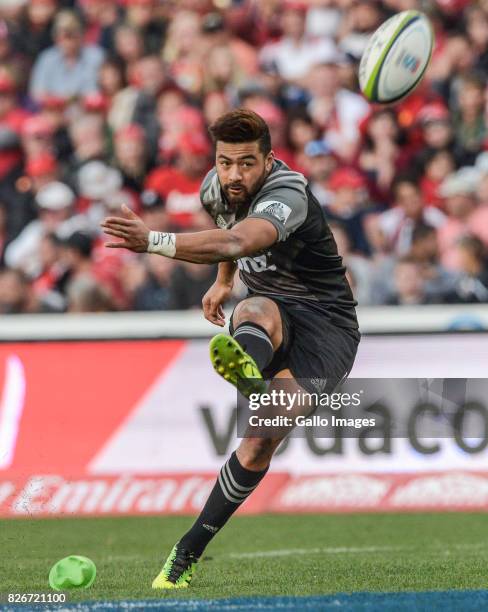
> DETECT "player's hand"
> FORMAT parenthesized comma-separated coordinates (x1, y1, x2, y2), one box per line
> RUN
(202, 281, 233, 327)
(101, 205, 150, 252)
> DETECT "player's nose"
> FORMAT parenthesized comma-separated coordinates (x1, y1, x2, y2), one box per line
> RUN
(228, 164, 243, 182)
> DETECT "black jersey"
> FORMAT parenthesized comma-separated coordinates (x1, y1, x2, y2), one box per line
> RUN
(200, 159, 358, 329)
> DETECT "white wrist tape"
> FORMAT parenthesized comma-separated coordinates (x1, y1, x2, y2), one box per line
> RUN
(147, 231, 176, 257)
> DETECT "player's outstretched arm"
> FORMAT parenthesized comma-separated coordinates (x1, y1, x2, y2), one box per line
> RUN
(101, 205, 278, 264)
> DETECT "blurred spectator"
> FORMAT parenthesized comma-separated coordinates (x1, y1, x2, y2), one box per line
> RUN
(386, 256, 428, 305)
(26, 152, 59, 190)
(168, 261, 217, 310)
(285, 110, 320, 171)
(38, 95, 72, 160)
(132, 54, 167, 101)
(118, 257, 147, 308)
(203, 91, 231, 126)
(337, 0, 382, 60)
(60, 230, 94, 282)
(466, 5, 488, 73)
(200, 11, 258, 77)
(0, 260, 64, 313)
(414, 102, 457, 169)
(82, 91, 110, 117)
(408, 222, 461, 302)
(4, 181, 75, 276)
(154, 89, 192, 161)
(14, 0, 56, 61)
(124, 0, 166, 55)
(59, 230, 125, 309)
(113, 123, 152, 193)
(203, 43, 245, 98)
(131, 54, 168, 155)
(305, 0, 342, 39)
(98, 57, 139, 132)
(437, 167, 482, 270)
(452, 72, 487, 165)
(0, 0, 29, 26)
(304, 140, 337, 207)
(419, 149, 456, 208)
(306, 59, 369, 161)
(31, 232, 66, 311)
(0, 147, 56, 246)
(455, 235, 488, 294)
(21, 114, 55, 161)
(330, 221, 374, 305)
(324, 167, 379, 256)
(72, 175, 138, 309)
(0, 200, 8, 263)
(358, 109, 407, 199)
(0, 20, 29, 90)
(259, 3, 337, 82)
(0, 67, 27, 178)
(163, 10, 203, 96)
(0, 268, 38, 313)
(112, 22, 145, 66)
(79, 0, 120, 48)
(30, 10, 105, 100)
(469, 168, 488, 245)
(129, 254, 174, 311)
(146, 130, 211, 229)
(75, 160, 124, 228)
(66, 274, 115, 312)
(370, 177, 446, 256)
(66, 113, 107, 182)
(429, 32, 475, 98)
(140, 188, 168, 232)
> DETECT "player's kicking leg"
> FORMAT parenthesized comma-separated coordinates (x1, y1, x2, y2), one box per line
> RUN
(152, 297, 286, 589)
(151, 434, 284, 589)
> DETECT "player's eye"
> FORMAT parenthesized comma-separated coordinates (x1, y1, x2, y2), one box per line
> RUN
(241, 162, 253, 167)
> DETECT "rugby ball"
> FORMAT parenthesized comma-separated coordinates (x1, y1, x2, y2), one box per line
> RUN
(359, 10, 434, 104)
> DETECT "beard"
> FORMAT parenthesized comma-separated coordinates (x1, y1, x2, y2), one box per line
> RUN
(222, 168, 268, 210)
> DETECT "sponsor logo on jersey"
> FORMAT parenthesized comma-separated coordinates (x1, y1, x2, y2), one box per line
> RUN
(237, 252, 277, 274)
(254, 200, 292, 224)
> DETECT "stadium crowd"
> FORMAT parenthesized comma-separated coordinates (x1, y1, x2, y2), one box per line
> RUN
(0, 0, 487, 313)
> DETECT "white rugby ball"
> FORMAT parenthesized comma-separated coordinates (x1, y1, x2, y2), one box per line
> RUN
(359, 10, 434, 104)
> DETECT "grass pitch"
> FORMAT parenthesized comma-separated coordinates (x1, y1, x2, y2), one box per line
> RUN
(1, 513, 487, 602)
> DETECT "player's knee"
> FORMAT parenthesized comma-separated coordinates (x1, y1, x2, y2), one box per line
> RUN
(233, 298, 278, 337)
(237, 438, 279, 471)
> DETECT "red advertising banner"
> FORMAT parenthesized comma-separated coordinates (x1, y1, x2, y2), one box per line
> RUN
(1, 471, 488, 517)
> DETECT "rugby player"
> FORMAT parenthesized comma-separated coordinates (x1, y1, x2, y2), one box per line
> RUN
(101, 109, 360, 589)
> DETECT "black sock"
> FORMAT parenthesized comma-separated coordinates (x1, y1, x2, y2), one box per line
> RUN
(233, 322, 274, 372)
(179, 451, 268, 557)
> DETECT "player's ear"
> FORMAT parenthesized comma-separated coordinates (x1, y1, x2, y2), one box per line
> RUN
(265, 150, 274, 173)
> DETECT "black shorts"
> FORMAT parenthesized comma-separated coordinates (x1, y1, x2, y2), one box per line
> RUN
(229, 295, 360, 395)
